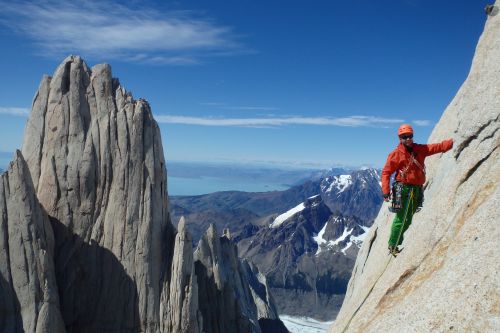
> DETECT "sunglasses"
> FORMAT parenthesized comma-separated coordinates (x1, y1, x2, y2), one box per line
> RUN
(399, 135, 413, 140)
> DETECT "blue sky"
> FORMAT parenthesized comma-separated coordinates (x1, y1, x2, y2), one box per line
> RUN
(0, 0, 488, 170)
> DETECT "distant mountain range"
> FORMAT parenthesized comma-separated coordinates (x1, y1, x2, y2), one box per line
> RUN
(167, 161, 355, 195)
(170, 168, 383, 320)
(168, 161, 334, 186)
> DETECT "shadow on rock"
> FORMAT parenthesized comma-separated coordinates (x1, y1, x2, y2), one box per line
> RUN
(50, 218, 141, 333)
(0, 274, 23, 333)
(194, 261, 254, 333)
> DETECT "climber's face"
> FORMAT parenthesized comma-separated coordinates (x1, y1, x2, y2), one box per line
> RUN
(399, 134, 414, 147)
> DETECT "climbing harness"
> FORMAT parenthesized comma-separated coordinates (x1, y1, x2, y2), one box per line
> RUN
(389, 182, 423, 214)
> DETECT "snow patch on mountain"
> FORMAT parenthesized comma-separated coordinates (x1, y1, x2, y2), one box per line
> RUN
(324, 175, 352, 194)
(314, 224, 371, 256)
(270, 195, 320, 229)
(280, 315, 334, 333)
(353, 226, 370, 240)
(340, 226, 370, 254)
(331, 227, 353, 246)
(313, 223, 329, 255)
(340, 242, 352, 255)
(270, 202, 306, 228)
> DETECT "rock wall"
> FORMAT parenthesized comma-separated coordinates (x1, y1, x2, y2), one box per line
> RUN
(329, 5, 499, 333)
(1, 55, 284, 332)
(0, 152, 65, 333)
(20, 55, 173, 332)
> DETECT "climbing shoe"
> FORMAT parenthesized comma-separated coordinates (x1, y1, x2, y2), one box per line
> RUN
(388, 246, 402, 257)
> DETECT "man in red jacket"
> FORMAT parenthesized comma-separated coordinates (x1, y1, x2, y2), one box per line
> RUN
(382, 124, 453, 256)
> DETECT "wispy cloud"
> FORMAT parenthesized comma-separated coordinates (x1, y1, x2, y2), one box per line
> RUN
(0, 107, 30, 116)
(0, 105, 406, 129)
(0, 0, 244, 64)
(413, 120, 432, 126)
(154, 115, 404, 128)
(221, 106, 280, 111)
(200, 102, 279, 111)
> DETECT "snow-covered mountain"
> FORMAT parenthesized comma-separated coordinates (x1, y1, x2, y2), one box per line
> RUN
(313, 216, 370, 256)
(238, 194, 373, 320)
(320, 169, 381, 222)
(263, 195, 369, 257)
(269, 195, 321, 228)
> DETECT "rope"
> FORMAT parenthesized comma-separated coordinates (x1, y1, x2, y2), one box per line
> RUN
(340, 187, 414, 333)
(340, 256, 392, 333)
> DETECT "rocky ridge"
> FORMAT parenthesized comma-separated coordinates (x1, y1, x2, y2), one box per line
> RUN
(329, 6, 499, 333)
(0, 56, 285, 332)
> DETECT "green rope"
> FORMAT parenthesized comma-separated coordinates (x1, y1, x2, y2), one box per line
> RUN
(340, 255, 392, 333)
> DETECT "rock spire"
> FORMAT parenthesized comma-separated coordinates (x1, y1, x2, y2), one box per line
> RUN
(0, 55, 284, 332)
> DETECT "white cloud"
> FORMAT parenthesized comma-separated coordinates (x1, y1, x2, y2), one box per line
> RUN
(0, 0, 242, 64)
(413, 120, 432, 126)
(154, 115, 404, 128)
(0, 104, 403, 129)
(200, 102, 279, 111)
(0, 107, 30, 116)
(221, 106, 280, 111)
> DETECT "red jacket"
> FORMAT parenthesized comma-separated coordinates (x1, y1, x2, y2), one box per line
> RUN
(381, 139, 453, 195)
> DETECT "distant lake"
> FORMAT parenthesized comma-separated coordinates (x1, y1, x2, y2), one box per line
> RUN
(0, 156, 314, 196)
(168, 176, 289, 196)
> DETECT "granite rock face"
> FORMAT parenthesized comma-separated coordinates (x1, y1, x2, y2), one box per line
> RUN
(163, 217, 200, 333)
(1, 55, 284, 332)
(329, 7, 499, 333)
(194, 225, 287, 333)
(0, 152, 65, 333)
(21, 55, 174, 332)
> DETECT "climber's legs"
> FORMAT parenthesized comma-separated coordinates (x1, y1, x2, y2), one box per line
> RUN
(388, 185, 421, 249)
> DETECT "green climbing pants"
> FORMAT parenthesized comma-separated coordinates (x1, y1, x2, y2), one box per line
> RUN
(388, 184, 422, 247)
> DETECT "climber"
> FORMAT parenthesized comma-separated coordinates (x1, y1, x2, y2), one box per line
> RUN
(382, 124, 453, 257)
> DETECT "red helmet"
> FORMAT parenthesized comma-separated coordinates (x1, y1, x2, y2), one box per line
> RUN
(398, 124, 414, 136)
